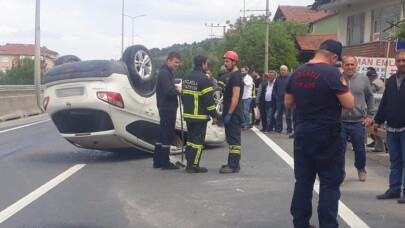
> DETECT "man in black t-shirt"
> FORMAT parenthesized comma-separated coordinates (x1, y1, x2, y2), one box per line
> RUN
(219, 51, 244, 174)
(285, 40, 354, 228)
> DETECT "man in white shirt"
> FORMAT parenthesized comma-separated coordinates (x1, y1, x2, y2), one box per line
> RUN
(264, 71, 276, 132)
(241, 66, 253, 130)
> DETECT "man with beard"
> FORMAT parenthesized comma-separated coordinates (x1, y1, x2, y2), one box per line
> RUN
(219, 51, 244, 173)
(374, 49, 405, 203)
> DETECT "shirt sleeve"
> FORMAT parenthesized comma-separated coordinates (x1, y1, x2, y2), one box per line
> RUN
(328, 68, 350, 95)
(364, 76, 375, 117)
(233, 74, 244, 88)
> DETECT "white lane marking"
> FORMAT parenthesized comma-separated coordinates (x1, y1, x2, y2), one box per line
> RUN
(251, 127, 369, 228)
(0, 164, 86, 224)
(0, 119, 50, 134)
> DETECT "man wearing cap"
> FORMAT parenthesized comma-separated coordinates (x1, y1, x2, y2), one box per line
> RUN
(220, 51, 244, 173)
(340, 56, 375, 182)
(285, 40, 354, 227)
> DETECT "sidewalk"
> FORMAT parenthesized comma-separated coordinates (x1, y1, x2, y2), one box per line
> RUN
(366, 149, 390, 168)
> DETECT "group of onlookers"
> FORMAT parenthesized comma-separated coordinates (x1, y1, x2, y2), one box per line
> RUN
(239, 66, 294, 136)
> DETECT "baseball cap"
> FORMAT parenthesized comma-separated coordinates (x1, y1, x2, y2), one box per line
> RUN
(366, 70, 377, 77)
(319, 39, 342, 61)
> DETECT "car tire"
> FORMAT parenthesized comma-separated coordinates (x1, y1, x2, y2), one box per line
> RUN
(122, 45, 154, 84)
(213, 86, 223, 115)
(54, 55, 81, 66)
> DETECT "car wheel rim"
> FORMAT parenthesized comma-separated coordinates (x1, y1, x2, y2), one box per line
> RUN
(134, 50, 152, 80)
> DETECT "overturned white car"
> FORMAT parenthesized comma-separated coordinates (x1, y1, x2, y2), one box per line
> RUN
(42, 45, 225, 154)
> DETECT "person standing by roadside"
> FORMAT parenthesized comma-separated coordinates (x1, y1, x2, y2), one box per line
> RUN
(182, 56, 218, 173)
(374, 49, 405, 203)
(256, 71, 276, 133)
(251, 70, 262, 126)
(153, 52, 182, 170)
(366, 69, 386, 152)
(285, 40, 354, 227)
(274, 65, 292, 133)
(340, 56, 375, 182)
(241, 66, 253, 130)
(256, 73, 269, 132)
(219, 51, 244, 174)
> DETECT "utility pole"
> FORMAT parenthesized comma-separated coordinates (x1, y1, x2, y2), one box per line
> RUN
(121, 0, 124, 55)
(205, 23, 226, 41)
(34, 0, 44, 112)
(124, 14, 145, 45)
(265, 0, 269, 73)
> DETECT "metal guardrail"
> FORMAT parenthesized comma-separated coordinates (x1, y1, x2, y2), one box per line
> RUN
(0, 85, 44, 97)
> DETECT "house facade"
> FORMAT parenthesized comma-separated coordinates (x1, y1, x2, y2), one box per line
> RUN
(313, 0, 403, 57)
(0, 44, 59, 73)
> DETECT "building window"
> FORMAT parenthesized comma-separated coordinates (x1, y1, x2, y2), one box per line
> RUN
(347, 13, 365, 45)
(372, 5, 400, 41)
(2, 56, 9, 62)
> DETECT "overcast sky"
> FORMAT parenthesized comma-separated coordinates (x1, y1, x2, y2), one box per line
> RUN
(0, 0, 315, 60)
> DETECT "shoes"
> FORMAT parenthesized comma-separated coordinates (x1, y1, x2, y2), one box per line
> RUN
(376, 189, 401, 199)
(358, 169, 367, 181)
(161, 162, 180, 170)
(264, 131, 269, 134)
(186, 166, 208, 173)
(309, 225, 316, 228)
(289, 134, 295, 138)
(366, 142, 375, 147)
(370, 149, 384, 152)
(398, 197, 405, 204)
(219, 165, 240, 174)
(241, 126, 249, 130)
(275, 131, 282, 134)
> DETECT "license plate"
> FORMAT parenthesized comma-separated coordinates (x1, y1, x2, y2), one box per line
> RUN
(56, 87, 85, 97)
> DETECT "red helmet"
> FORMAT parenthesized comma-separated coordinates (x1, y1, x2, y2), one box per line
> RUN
(223, 51, 239, 61)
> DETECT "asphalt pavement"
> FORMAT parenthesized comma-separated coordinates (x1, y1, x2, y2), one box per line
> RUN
(0, 116, 403, 228)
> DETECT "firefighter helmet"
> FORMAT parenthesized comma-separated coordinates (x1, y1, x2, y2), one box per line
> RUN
(223, 51, 239, 62)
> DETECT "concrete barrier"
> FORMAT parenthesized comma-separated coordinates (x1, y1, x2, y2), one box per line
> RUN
(0, 85, 43, 122)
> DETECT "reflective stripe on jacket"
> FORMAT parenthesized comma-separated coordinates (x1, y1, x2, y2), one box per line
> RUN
(182, 67, 219, 122)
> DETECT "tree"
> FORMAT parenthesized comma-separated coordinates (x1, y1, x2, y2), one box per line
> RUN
(388, 20, 405, 42)
(0, 57, 47, 85)
(211, 16, 307, 74)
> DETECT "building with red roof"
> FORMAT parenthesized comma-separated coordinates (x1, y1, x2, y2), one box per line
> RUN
(0, 43, 59, 73)
(273, 5, 339, 63)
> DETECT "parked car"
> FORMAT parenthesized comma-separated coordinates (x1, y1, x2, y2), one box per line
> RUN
(42, 45, 225, 154)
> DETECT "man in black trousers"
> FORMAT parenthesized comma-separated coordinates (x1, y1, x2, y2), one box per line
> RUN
(153, 52, 182, 170)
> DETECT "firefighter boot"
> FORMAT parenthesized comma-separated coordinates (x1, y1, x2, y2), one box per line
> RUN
(186, 146, 207, 173)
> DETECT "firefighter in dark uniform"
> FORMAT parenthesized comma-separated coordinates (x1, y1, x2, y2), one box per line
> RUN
(153, 51, 182, 170)
(219, 51, 244, 174)
(217, 65, 230, 92)
(285, 40, 354, 228)
(182, 56, 218, 173)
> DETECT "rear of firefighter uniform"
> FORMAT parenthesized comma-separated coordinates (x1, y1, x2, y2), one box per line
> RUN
(220, 69, 244, 173)
(182, 67, 219, 173)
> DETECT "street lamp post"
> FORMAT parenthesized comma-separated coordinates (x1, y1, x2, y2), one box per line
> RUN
(124, 14, 146, 46)
(35, 0, 44, 112)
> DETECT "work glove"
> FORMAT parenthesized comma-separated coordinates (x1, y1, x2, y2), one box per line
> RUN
(224, 113, 232, 125)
